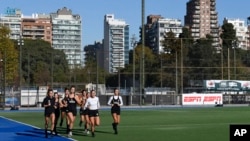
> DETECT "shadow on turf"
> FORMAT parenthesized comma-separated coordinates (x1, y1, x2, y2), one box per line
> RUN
(55, 126, 114, 137)
(95, 130, 114, 134)
(16, 128, 47, 138)
(16, 132, 41, 137)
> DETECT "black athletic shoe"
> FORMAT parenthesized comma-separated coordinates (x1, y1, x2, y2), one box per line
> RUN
(92, 132, 95, 137)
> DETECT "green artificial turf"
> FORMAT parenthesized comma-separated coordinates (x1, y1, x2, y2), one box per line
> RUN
(1, 106, 249, 141)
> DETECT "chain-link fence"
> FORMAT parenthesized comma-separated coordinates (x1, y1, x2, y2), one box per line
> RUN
(1, 87, 250, 108)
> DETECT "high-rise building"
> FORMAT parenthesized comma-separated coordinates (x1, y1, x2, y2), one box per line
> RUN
(223, 18, 250, 50)
(145, 15, 162, 53)
(184, 0, 220, 49)
(103, 14, 129, 73)
(247, 17, 250, 49)
(50, 7, 82, 69)
(84, 41, 103, 68)
(145, 15, 182, 54)
(0, 7, 22, 40)
(22, 13, 52, 44)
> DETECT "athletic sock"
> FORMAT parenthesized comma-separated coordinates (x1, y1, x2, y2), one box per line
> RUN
(66, 124, 69, 134)
(79, 120, 82, 126)
(59, 119, 63, 126)
(54, 127, 57, 135)
(112, 123, 115, 130)
(84, 123, 87, 129)
(114, 123, 118, 134)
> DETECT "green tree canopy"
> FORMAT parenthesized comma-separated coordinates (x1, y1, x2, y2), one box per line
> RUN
(0, 25, 18, 86)
(16, 39, 69, 86)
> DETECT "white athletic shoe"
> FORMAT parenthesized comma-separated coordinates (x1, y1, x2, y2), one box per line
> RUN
(68, 131, 72, 138)
(83, 130, 90, 135)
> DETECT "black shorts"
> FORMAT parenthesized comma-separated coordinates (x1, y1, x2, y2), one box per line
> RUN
(44, 111, 54, 117)
(80, 108, 89, 115)
(88, 110, 99, 117)
(60, 107, 67, 112)
(67, 109, 77, 116)
(55, 109, 60, 118)
(111, 106, 121, 115)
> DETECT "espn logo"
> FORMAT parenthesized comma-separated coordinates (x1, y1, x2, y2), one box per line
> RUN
(230, 124, 250, 141)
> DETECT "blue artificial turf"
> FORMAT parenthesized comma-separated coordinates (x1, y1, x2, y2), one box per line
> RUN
(0, 116, 73, 141)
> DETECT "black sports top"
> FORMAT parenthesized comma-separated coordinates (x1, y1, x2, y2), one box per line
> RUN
(66, 97, 77, 111)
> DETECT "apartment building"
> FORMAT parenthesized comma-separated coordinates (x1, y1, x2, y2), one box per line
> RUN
(223, 18, 250, 50)
(103, 14, 129, 73)
(0, 7, 84, 68)
(145, 15, 182, 54)
(22, 14, 52, 44)
(50, 7, 82, 69)
(184, 0, 220, 49)
(0, 7, 22, 40)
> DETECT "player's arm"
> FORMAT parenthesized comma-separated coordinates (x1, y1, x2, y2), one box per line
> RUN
(83, 98, 89, 110)
(97, 97, 100, 109)
(107, 96, 113, 106)
(119, 96, 123, 106)
(42, 97, 50, 107)
(74, 95, 82, 105)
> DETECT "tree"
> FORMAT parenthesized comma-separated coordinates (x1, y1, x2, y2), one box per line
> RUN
(187, 35, 217, 80)
(0, 25, 19, 86)
(179, 27, 194, 87)
(16, 39, 69, 86)
(220, 22, 243, 80)
(105, 44, 157, 88)
(161, 31, 182, 88)
(220, 23, 237, 48)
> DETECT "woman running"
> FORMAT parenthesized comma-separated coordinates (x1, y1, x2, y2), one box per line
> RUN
(53, 92, 60, 135)
(42, 88, 56, 138)
(84, 90, 100, 137)
(107, 88, 123, 134)
(59, 88, 70, 128)
(79, 90, 90, 134)
(65, 85, 81, 137)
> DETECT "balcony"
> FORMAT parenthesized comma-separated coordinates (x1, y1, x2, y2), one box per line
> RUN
(193, 15, 200, 19)
(210, 16, 218, 20)
(210, 20, 218, 24)
(193, 20, 200, 23)
(210, 11, 217, 15)
(191, 28, 200, 33)
(195, 6, 200, 10)
(194, 11, 200, 14)
(23, 27, 44, 31)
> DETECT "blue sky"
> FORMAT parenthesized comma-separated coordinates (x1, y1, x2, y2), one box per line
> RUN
(0, 0, 249, 47)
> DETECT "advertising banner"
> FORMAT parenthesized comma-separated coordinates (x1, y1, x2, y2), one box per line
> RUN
(205, 80, 250, 92)
(182, 93, 223, 105)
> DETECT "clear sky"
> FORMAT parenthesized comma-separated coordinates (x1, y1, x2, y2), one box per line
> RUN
(0, 0, 249, 48)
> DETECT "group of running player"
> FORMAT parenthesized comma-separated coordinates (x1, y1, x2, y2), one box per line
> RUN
(42, 86, 123, 138)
